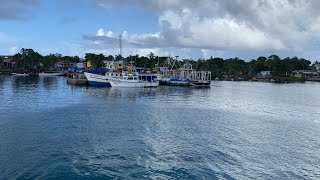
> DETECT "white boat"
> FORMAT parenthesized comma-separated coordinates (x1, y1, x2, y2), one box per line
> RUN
(39, 72, 65, 76)
(11, 73, 29, 76)
(84, 72, 111, 87)
(108, 73, 159, 87)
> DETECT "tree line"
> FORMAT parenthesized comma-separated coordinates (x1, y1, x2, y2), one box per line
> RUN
(10, 48, 80, 72)
(2, 48, 317, 77)
(88, 52, 315, 78)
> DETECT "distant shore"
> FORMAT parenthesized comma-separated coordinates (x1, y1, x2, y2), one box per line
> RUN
(2, 69, 319, 84)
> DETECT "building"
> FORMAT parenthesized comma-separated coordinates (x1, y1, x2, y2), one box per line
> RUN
(54, 61, 76, 71)
(0, 55, 14, 68)
(292, 70, 320, 78)
(259, 71, 271, 76)
(103, 60, 125, 70)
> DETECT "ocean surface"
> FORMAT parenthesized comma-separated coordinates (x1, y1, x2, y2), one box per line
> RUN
(0, 75, 320, 179)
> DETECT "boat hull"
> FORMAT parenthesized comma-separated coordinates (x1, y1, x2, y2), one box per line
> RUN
(109, 79, 159, 87)
(11, 73, 28, 76)
(190, 81, 211, 87)
(159, 78, 190, 86)
(39, 72, 65, 76)
(84, 72, 111, 87)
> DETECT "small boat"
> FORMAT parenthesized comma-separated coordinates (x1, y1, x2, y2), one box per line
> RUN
(190, 80, 211, 87)
(39, 72, 65, 76)
(108, 73, 159, 87)
(11, 73, 29, 76)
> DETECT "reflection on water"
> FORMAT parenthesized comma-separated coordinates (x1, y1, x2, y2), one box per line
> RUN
(0, 76, 320, 179)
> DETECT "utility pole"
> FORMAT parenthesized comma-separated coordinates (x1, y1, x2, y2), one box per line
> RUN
(119, 34, 122, 57)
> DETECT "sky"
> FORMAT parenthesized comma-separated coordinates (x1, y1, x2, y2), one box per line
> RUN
(1, 0, 320, 61)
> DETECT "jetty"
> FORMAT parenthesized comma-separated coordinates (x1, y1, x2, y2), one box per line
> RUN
(67, 73, 88, 85)
(158, 57, 211, 87)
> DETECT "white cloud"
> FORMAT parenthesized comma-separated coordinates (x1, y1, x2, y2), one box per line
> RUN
(97, 28, 114, 37)
(89, 0, 320, 61)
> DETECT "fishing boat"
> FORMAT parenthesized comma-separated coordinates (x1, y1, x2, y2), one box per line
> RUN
(108, 72, 159, 87)
(84, 68, 112, 87)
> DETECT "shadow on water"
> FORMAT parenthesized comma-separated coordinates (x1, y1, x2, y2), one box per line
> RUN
(42, 76, 58, 90)
(84, 86, 212, 102)
(11, 75, 40, 91)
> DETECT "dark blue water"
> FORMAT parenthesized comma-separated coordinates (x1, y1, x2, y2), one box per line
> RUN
(0, 76, 320, 179)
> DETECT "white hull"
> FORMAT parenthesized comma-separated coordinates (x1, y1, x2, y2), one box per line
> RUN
(39, 72, 64, 76)
(11, 73, 28, 76)
(84, 72, 109, 82)
(109, 78, 159, 87)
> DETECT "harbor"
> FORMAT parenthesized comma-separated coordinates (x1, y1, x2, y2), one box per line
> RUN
(1, 75, 320, 179)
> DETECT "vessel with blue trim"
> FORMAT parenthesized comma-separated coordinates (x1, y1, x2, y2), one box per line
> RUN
(84, 68, 111, 87)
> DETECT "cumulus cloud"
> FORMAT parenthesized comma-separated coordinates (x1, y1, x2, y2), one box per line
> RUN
(83, 28, 164, 48)
(88, 0, 320, 60)
(0, 0, 39, 20)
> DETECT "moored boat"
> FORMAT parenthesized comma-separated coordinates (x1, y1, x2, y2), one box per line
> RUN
(160, 78, 190, 86)
(11, 73, 29, 76)
(39, 72, 66, 76)
(190, 80, 211, 87)
(84, 68, 112, 87)
(108, 73, 159, 87)
(84, 72, 111, 87)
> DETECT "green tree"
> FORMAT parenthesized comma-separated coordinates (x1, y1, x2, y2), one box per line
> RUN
(106, 55, 114, 61)
(41, 54, 58, 71)
(0, 56, 3, 69)
(85, 53, 105, 69)
(115, 54, 123, 61)
(13, 48, 42, 71)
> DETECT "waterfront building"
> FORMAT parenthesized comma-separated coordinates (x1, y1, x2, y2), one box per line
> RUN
(0, 55, 14, 68)
(259, 71, 271, 77)
(103, 60, 125, 70)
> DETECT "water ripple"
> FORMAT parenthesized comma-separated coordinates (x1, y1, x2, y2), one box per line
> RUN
(0, 76, 320, 179)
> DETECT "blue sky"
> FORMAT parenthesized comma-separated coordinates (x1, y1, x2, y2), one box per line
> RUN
(1, 0, 320, 61)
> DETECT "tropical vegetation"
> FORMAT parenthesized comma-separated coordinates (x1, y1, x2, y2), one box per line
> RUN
(0, 48, 317, 79)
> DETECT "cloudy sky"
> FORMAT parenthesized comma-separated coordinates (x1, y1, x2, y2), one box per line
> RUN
(1, 0, 320, 61)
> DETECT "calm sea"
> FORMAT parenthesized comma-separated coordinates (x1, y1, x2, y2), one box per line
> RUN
(0, 75, 320, 179)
